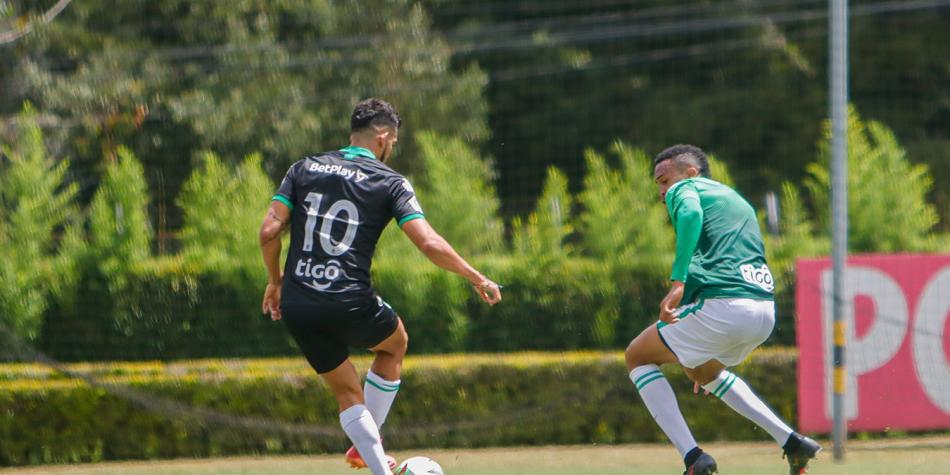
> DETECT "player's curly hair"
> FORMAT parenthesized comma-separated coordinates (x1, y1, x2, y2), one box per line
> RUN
(351, 98, 402, 133)
(653, 144, 711, 177)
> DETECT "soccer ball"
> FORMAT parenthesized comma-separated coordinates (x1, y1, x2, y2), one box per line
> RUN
(395, 456, 444, 475)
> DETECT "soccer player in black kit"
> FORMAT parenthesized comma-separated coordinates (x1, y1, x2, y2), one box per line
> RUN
(259, 98, 502, 475)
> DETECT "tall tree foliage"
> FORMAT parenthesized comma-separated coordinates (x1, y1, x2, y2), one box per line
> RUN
(578, 142, 671, 269)
(765, 182, 828, 278)
(178, 152, 272, 283)
(805, 107, 941, 252)
(420, 0, 949, 223)
(0, 105, 83, 340)
(412, 131, 504, 256)
(87, 147, 153, 288)
(512, 166, 572, 259)
(12, 0, 488, 243)
(374, 130, 505, 270)
(764, 182, 828, 340)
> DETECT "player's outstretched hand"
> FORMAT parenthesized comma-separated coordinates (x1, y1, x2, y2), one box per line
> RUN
(693, 382, 712, 396)
(473, 278, 502, 306)
(261, 282, 282, 321)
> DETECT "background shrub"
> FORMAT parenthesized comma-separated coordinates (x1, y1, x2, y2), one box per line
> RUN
(0, 350, 798, 466)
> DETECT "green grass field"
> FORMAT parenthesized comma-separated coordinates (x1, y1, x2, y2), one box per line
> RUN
(3, 438, 949, 475)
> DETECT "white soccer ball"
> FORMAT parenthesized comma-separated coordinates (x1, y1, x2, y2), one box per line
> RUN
(395, 456, 444, 475)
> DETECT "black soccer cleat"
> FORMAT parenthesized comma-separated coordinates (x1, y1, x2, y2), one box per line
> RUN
(783, 433, 822, 474)
(683, 452, 718, 475)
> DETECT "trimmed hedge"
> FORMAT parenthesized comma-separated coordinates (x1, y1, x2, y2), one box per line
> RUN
(35, 257, 690, 361)
(38, 266, 299, 361)
(0, 349, 798, 466)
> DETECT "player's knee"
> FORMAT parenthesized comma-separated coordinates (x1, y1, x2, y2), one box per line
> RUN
(393, 324, 408, 355)
(381, 328, 408, 360)
(624, 341, 645, 370)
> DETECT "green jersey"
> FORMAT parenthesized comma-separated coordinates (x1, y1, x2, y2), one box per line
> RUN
(665, 177, 774, 304)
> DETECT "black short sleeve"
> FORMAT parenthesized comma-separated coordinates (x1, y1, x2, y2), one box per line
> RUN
(390, 177, 425, 227)
(273, 164, 297, 210)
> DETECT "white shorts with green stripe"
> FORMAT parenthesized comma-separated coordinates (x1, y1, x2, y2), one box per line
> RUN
(656, 298, 775, 369)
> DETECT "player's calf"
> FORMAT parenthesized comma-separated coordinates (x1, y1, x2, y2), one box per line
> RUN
(340, 405, 392, 475)
(700, 370, 795, 446)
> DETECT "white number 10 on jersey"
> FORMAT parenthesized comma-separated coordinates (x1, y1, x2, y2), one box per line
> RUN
(302, 192, 360, 256)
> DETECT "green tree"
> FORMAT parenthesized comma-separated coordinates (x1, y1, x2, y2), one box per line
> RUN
(376, 130, 505, 267)
(512, 166, 572, 259)
(14, 0, 488, 243)
(177, 152, 272, 283)
(87, 147, 153, 287)
(0, 105, 83, 340)
(423, 0, 948, 223)
(413, 131, 504, 255)
(765, 183, 828, 277)
(372, 130, 506, 353)
(764, 182, 828, 343)
(578, 142, 671, 269)
(372, 131, 505, 352)
(805, 107, 940, 252)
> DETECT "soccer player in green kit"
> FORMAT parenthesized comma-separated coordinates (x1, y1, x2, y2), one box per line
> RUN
(624, 145, 821, 475)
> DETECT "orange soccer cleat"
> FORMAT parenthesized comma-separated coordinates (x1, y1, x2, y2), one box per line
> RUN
(345, 446, 397, 470)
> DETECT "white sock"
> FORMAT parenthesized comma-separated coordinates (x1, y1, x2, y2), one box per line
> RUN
(702, 370, 794, 445)
(364, 370, 400, 429)
(630, 365, 698, 458)
(339, 405, 391, 475)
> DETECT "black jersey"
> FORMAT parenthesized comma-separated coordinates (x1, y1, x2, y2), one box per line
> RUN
(273, 146, 424, 306)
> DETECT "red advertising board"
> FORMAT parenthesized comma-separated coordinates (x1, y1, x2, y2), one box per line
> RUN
(796, 255, 950, 433)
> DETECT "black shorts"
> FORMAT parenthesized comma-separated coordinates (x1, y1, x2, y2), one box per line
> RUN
(281, 296, 399, 374)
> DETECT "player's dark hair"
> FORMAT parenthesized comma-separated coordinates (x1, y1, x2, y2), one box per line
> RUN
(653, 144, 710, 177)
(350, 98, 401, 133)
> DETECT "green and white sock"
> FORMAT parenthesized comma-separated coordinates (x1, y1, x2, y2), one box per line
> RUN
(702, 370, 793, 445)
(364, 370, 401, 429)
(630, 365, 698, 458)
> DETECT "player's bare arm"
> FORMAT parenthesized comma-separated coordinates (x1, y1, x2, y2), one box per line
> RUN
(259, 200, 291, 320)
(400, 218, 502, 305)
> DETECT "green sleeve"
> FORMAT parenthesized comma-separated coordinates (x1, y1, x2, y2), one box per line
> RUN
(667, 183, 703, 282)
